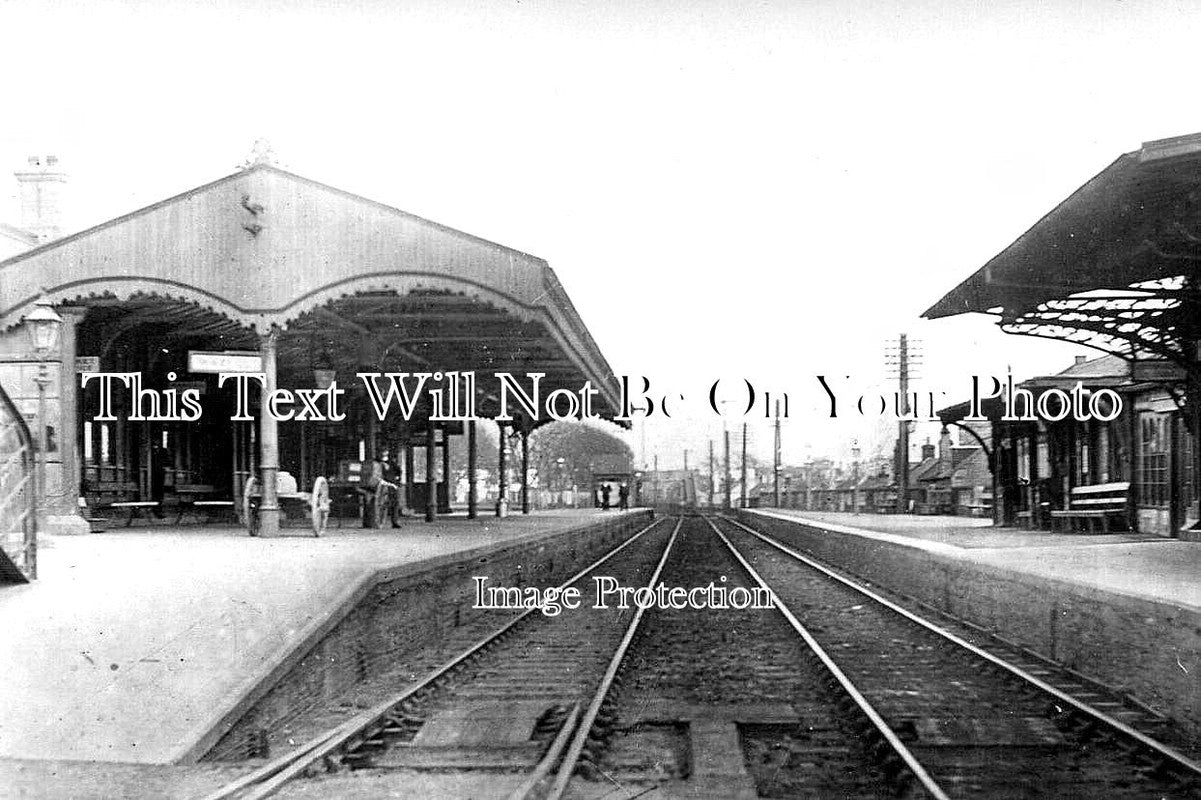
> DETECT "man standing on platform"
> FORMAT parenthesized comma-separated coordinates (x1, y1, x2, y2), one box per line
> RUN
(363, 449, 404, 528)
(601, 483, 612, 511)
(379, 448, 404, 527)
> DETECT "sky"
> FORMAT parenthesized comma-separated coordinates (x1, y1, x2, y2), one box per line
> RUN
(2, 0, 1199, 472)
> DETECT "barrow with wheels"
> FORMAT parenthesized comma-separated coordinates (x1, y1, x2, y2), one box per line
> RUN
(242, 471, 331, 537)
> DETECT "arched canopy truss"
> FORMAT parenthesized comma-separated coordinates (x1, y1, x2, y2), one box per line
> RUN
(0, 161, 628, 533)
(0, 162, 623, 419)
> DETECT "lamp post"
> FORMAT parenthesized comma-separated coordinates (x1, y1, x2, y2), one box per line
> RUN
(555, 457, 567, 507)
(26, 296, 62, 575)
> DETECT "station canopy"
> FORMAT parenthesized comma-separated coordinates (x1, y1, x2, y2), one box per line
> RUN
(0, 160, 624, 421)
(924, 132, 1201, 373)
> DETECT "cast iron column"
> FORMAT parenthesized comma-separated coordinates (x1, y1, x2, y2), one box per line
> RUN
(258, 328, 281, 537)
(425, 421, 436, 522)
(467, 419, 477, 519)
(496, 423, 508, 516)
(520, 428, 530, 514)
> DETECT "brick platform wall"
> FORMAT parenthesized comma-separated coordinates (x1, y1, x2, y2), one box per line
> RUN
(738, 510, 1201, 739)
(196, 511, 653, 763)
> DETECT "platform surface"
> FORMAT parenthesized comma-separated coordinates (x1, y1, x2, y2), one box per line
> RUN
(0, 509, 640, 765)
(752, 510, 1201, 612)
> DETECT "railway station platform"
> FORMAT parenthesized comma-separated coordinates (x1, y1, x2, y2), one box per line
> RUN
(0, 509, 648, 767)
(750, 509, 1200, 611)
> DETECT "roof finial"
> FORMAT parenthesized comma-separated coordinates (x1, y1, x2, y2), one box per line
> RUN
(242, 138, 276, 169)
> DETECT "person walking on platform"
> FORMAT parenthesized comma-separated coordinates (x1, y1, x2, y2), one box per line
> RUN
(601, 483, 612, 510)
(618, 482, 629, 510)
(363, 450, 403, 528)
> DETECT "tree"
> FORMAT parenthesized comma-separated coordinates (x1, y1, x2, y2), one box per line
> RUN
(447, 420, 500, 479)
(528, 420, 634, 490)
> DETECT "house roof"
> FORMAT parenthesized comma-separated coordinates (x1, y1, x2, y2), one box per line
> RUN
(909, 456, 941, 483)
(859, 473, 894, 490)
(949, 447, 991, 489)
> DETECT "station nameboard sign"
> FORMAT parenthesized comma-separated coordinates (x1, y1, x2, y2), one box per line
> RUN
(188, 350, 263, 374)
(76, 356, 100, 373)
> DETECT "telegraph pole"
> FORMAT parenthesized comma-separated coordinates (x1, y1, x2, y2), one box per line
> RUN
(851, 439, 861, 515)
(888, 333, 917, 514)
(640, 422, 647, 469)
(740, 422, 748, 509)
(723, 429, 731, 509)
(773, 400, 781, 507)
(708, 439, 715, 507)
(653, 453, 659, 507)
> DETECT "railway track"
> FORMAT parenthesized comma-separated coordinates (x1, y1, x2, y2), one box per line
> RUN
(549, 513, 912, 799)
(707, 512, 1201, 799)
(198, 515, 680, 800)
(200, 511, 1201, 799)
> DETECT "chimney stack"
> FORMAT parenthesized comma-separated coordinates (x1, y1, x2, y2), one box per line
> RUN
(920, 438, 936, 461)
(938, 426, 954, 467)
(1074, 355, 1087, 366)
(14, 155, 68, 242)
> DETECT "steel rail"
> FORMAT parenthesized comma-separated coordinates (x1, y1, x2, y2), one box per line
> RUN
(542, 516, 684, 800)
(198, 515, 670, 800)
(704, 515, 951, 800)
(504, 702, 582, 800)
(722, 513, 1201, 782)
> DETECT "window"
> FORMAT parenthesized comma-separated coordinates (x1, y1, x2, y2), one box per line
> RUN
(1016, 436, 1030, 483)
(100, 424, 111, 465)
(1139, 413, 1170, 508)
(1179, 417, 1196, 518)
(1097, 427, 1110, 483)
(1078, 439, 1091, 485)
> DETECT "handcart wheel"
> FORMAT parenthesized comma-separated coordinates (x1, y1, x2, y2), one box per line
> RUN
(311, 476, 330, 537)
(243, 476, 260, 537)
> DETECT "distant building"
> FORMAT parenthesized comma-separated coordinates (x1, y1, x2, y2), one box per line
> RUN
(1, 154, 67, 257)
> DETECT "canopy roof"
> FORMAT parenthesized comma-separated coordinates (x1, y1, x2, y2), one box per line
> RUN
(923, 133, 1201, 367)
(0, 162, 624, 419)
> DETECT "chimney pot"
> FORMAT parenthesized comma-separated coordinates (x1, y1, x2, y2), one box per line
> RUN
(1075, 355, 1087, 365)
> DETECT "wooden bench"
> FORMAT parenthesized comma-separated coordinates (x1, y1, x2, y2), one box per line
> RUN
(109, 501, 161, 526)
(1049, 482, 1131, 533)
(89, 481, 161, 526)
(90, 480, 136, 506)
(963, 502, 992, 518)
(968, 491, 994, 518)
(173, 484, 236, 523)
